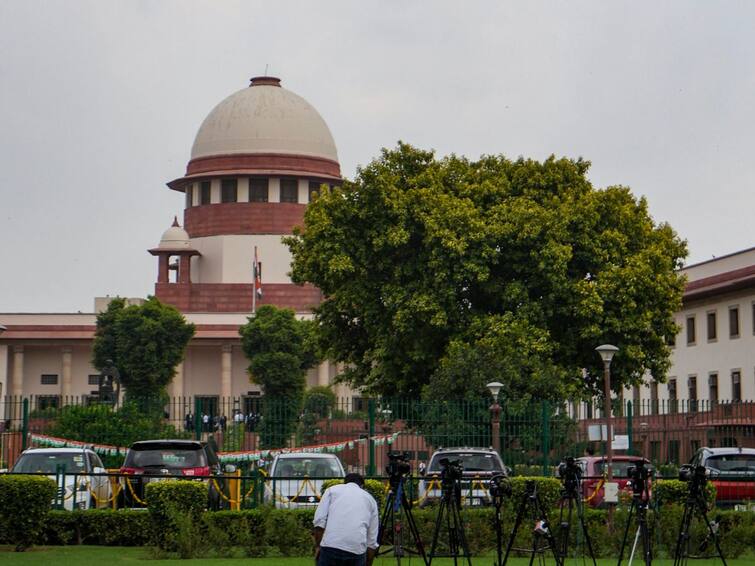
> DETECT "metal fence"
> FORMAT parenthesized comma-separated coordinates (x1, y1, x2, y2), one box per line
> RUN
(2, 395, 755, 478)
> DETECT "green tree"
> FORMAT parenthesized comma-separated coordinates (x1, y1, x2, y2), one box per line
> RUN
(239, 305, 319, 448)
(92, 297, 195, 408)
(286, 143, 687, 400)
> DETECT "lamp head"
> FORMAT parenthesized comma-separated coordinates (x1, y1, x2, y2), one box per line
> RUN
(486, 381, 503, 402)
(595, 344, 619, 364)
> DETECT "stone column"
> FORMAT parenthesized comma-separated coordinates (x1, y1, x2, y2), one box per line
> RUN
(12, 345, 24, 397)
(170, 361, 185, 399)
(158, 255, 169, 283)
(0, 344, 8, 399)
(221, 344, 233, 402)
(318, 360, 330, 387)
(61, 347, 73, 403)
(179, 255, 192, 284)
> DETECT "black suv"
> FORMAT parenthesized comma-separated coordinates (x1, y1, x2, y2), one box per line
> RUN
(119, 439, 229, 508)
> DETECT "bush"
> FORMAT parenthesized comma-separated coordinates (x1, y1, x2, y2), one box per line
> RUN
(0, 474, 56, 550)
(145, 480, 207, 550)
(653, 479, 717, 508)
(321, 478, 386, 509)
(42, 509, 151, 546)
(507, 476, 562, 510)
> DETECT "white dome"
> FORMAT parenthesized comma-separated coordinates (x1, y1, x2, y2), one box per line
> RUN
(158, 222, 192, 250)
(190, 77, 338, 163)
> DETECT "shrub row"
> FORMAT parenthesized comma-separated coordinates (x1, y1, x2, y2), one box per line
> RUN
(0, 505, 749, 558)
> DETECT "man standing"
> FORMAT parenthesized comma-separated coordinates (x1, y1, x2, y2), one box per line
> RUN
(313, 473, 379, 566)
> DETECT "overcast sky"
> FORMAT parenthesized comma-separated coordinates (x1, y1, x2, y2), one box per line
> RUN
(1, 1, 754, 313)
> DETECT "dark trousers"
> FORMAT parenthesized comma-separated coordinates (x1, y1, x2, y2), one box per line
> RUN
(318, 546, 366, 566)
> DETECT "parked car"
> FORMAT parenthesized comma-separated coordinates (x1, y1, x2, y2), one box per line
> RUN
(688, 447, 755, 506)
(119, 439, 232, 509)
(418, 447, 507, 507)
(11, 447, 111, 510)
(265, 453, 345, 509)
(576, 455, 652, 507)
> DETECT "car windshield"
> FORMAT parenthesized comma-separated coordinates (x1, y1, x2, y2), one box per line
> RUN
(594, 460, 644, 477)
(706, 454, 755, 473)
(273, 457, 342, 477)
(125, 446, 206, 468)
(13, 453, 87, 474)
(428, 452, 502, 473)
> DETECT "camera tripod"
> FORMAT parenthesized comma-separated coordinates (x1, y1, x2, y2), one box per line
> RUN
(502, 480, 563, 566)
(617, 467, 652, 566)
(428, 477, 472, 566)
(673, 467, 727, 566)
(378, 473, 428, 566)
(556, 475, 597, 566)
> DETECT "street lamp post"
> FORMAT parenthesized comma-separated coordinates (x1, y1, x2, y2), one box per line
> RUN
(487, 382, 503, 455)
(595, 343, 619, 529)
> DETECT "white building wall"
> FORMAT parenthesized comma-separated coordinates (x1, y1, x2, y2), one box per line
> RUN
(190, 234, 293, 284)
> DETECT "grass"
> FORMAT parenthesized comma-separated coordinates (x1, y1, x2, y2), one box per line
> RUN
(0, 546, 742, 566)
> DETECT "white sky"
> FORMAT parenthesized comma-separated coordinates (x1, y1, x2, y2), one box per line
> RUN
(1, 1, 754, 312)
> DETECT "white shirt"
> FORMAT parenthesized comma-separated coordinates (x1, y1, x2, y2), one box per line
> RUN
(313, 482, 379, 555)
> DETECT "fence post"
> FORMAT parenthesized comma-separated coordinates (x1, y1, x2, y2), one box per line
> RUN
(626, 400, 633, 455)
(368, 398, 376, 476)
(194, 397, 202, 440)
(541, 400, 550, 476)
(21, 397, 29, 450)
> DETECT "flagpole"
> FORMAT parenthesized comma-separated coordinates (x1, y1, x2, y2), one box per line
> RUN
(252, 245, 257, 316)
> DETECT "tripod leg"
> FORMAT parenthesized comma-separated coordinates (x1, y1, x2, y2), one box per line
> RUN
(428, 498, 447, 566)
(401, 491, 429, 566)
(696, 499, 728, 566)
(535, 495, 563, 566)
(573, 496, 597, 566)
(451, 499, 472, 566)
(617, 499, 636, 566)
(502, 494, 529, 566)
(640, 509, 652, 566)
(673, 498, 695, 566)
(378, 491, 395, 550)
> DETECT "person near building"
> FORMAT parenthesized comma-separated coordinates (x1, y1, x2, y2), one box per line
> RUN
(313, 473, 379, 566)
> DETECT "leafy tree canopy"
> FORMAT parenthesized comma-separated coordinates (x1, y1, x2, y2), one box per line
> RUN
(286, 143, 687, 400)
(92, 296, 195, 403)
(239, 305, 319, 447)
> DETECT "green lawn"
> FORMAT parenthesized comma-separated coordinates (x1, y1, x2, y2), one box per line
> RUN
(0, 546, 741, 566)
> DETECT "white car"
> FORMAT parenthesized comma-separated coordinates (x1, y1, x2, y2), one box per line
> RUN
(11, 447, 112, 510)
(266, 453, 345, 509)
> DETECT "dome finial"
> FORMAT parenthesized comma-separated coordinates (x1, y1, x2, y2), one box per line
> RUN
(250, 76, 281, 87)
(172, 216, 179, 227)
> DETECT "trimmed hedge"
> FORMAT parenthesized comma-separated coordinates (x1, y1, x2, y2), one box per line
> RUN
(652, 478, 717, 508)
(144, 480, 208, 551)
(10, 504, 755, 559)
(0, 474, 57, 551)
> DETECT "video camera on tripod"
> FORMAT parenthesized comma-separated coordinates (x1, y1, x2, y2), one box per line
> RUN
(386, 451, 412, 485)
(488, 473, 512, 500)
(678, 464, 708, 484)
(627, 461, 652, 496)
(557, 456, 582, 494)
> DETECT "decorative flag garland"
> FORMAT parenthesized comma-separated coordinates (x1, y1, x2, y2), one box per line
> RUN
(28, 431, 400, 464)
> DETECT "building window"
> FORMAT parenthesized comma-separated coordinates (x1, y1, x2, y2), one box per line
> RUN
(40, 374, 59, 385)
(249, 178, 269, 202)
(88, 374, 100, 386)
(280, 179, 299, 203)
(200, 181, 211, 205)
(729, 306, 740, 338)
(686, 315, 696, 345)
(706, 311, 717, 341)
(709, 373, 718, 405)
(309, 181, 322, 202)
(185, 184, 193, 208)
(221, 179, 238, 203)
(688, 375, 697, 411)
(732, 370, 742, 402)
(650, 381, 659, 415)
(632, 386, 640, 415)
(36, 395, 60, 411)
(752, 302, 755, 335)
(668, 378, 678, 414)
